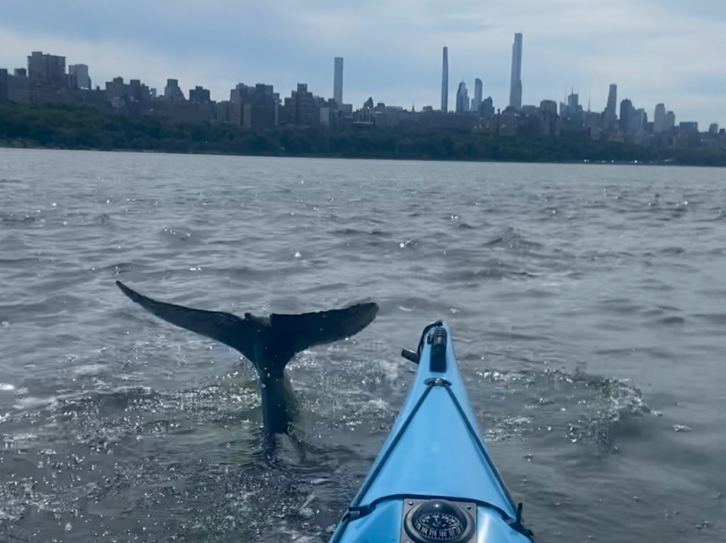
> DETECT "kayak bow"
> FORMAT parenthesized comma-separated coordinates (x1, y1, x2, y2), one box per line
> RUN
(329, 321, 535, 543)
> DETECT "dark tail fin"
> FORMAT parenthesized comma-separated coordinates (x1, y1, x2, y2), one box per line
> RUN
(268, 301, 379, 355)
(116, 281, 379, 368)
(115, 280, 254, 357)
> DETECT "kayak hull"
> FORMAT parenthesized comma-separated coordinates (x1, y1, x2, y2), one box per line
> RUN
(329, 322, 535, 543)
(336, 501, 533, 543)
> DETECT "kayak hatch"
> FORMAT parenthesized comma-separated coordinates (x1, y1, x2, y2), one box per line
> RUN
(329, 321, 535, 543)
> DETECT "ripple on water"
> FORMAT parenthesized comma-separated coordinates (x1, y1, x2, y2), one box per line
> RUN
(1, 154, 725, 542)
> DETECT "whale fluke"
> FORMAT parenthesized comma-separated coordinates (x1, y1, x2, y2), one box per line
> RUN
(116, 279, 252, 352)
(115, 280, 379, 435)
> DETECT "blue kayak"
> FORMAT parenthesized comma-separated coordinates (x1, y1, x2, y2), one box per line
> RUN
(329, 321, 535, 543)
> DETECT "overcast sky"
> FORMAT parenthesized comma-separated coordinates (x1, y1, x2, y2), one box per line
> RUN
(1, 0, 724, 127)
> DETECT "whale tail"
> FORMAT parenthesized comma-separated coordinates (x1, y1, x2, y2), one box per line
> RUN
(267, 300, 380, 353)
(115, 280, 379, 373)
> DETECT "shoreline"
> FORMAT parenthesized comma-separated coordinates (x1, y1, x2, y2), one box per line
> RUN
(1, 141, 721, 169)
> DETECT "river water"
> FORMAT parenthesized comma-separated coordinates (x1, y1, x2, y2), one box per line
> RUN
(0, 148, 724, 542)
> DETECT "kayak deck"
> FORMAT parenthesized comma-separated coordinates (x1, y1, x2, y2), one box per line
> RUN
(329, 322, 535, 543)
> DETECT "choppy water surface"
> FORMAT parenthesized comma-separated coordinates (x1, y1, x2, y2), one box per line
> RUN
(0, 148, 725, 542)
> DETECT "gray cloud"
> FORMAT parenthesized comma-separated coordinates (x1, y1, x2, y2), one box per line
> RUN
(0, 0, 723, 126)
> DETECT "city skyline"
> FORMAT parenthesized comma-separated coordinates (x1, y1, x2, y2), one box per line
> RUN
(0, 1, 724, 127)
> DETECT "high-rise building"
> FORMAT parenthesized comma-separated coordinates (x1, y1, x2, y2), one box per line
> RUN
(5, 69, 30, 103)
(471, 78, 483, 114)
(441, 47, 449, 112)
(562, 89, 583, 121)
(189, 86, 211, 103)
(603, 84, 617, 128)
(666, 110, 676, 129)
(284, 83, 319, 126)
(333, 57, 343, 107)
(480, 96, 495, 120)
(68, 64, 91, 89)
(164, 79, 185, 101)
(243, 84, 278, 128)
(27, 51, 66, 87)
(126, 79, 153, 101)
(619, 98, 633, 133)
(509, 33, 523, 110)
(105, 77, 130, 101)
(654, 103, 666, 133)
(0, 69, 8, 102)
(539, 100, 559, 136)
(455, 81, 469, 113)
(568, 91, 579, 111)
(633, 108, 647, 133)
(540, 100, 558, 114)
(709, 123, 719, 134)
(229, 82, 279, 126)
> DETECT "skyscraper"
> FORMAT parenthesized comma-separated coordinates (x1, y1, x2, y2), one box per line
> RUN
(654, 103, 666, 133)
(562, 89, 583, 121)
(603, 84, 617, 128)
(441, 47, 449, 112)
(480, 97, 495, 120)
(509, 33, 523, 110)
(333, 57, 344, 106)
(666, 110, 676, 129)
(619, 98, 633, 134)
(634, 108, 647, 133)
(455, 81, 469, 113)
(472, 78, 483, 114)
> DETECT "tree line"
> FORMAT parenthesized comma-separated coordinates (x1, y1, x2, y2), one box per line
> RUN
(1, 102, 725, 167)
